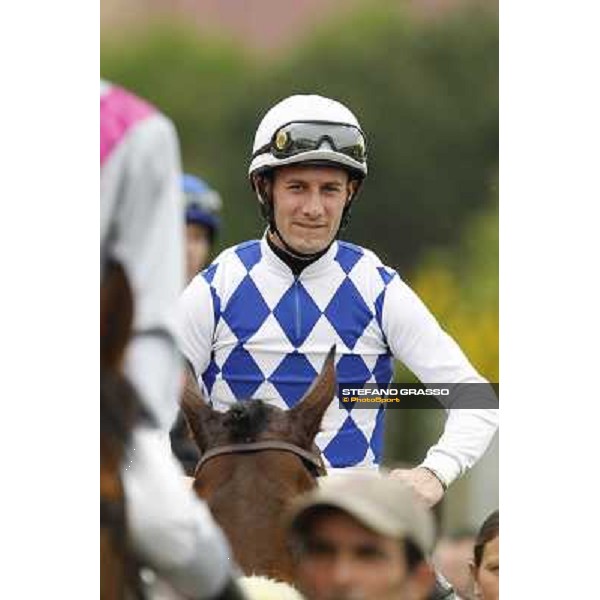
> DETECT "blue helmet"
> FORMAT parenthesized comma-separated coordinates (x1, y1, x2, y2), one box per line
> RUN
(182, 174, 222, 235)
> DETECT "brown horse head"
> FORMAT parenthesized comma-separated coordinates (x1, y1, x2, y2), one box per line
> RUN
(182, 346, 337, 582)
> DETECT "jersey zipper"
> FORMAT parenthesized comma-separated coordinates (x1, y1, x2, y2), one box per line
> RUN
(293, 275, 301, 345)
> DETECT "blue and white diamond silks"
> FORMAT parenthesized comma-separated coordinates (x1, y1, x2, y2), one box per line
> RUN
(189, 237, 398, 469)
(270, 351, 318, 408)
(322, 415, 370, 466)
(324, 277, 372, 350)
(222, 275, 270, 343)
(273, 282, 321, 347)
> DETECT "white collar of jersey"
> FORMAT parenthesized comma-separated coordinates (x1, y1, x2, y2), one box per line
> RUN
(260, 231, 339, 279)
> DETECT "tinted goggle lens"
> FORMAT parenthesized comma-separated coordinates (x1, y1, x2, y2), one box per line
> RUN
(259, 122, 367, 163)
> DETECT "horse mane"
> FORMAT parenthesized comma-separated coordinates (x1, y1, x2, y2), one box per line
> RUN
(223, 400, 271, 442)
(101, 369, 149, 448)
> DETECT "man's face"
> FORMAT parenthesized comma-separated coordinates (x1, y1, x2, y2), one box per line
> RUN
(268, 165, 357, 255)
(186, 222, 211, 283)
(471, 536, 499, 600)
(293, 510, 432, 600)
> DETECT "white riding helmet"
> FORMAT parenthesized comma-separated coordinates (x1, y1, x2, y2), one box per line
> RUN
(248, 94, 368, 180)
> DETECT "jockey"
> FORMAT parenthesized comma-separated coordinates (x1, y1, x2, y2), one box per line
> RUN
(101, 81, 244, 599)
(183, 173, 223, 284)
(176, 94, 499, 507)
(172, 173, 224, 474)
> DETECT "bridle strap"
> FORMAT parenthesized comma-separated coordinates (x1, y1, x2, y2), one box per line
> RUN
(194, 440, 327, 478)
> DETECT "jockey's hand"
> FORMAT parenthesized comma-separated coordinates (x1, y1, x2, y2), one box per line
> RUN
(389, 466, 445, 508)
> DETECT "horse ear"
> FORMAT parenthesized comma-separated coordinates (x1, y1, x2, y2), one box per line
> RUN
(290, 345, 337, 444)
(181, 365, 218, 453)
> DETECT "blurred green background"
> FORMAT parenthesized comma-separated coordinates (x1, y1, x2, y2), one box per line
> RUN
(102, 0, 498, 530)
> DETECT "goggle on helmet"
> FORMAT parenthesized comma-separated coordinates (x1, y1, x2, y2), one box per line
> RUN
(252, 120, 367, 170)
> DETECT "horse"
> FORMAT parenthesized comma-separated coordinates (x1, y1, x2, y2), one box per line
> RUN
(181, 347, 337, 583)
(100, 261, 145, 599)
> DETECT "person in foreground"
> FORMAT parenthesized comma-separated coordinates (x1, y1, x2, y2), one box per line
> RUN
(285, 472, 454, 600)
(470, 511, 499, 600)
(177, 94, 499, 506)
(101, 80, 245, 598)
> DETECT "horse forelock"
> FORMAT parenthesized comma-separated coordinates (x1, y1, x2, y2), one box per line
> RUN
(223, 400, 272, 442)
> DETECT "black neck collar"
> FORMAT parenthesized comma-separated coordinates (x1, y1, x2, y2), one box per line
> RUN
(266, 234, 329, 277)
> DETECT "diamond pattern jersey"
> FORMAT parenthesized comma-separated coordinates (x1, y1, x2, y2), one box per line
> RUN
(176, 235, 498, 480)
(181, 237, 395, 469)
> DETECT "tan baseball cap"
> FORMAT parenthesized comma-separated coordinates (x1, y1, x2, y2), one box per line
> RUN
(286, 473, 435, 557)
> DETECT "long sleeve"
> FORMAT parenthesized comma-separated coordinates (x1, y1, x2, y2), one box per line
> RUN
(175, 274, 216, 383)
(381, 275, 499, 486)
